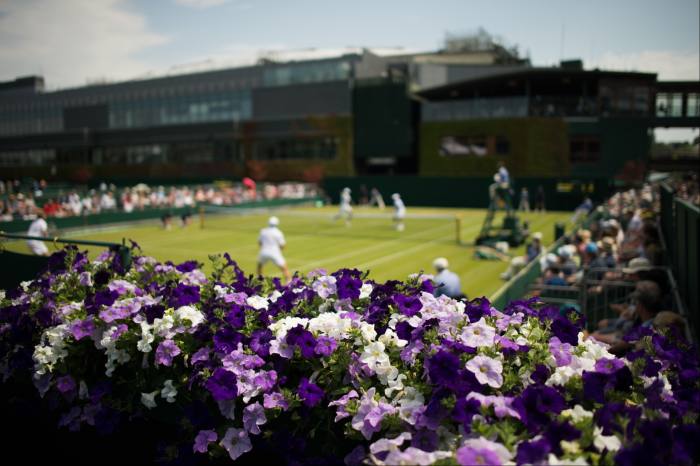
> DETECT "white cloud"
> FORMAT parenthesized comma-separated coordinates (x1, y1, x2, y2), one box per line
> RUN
(174, 0, 231, 8)
(0, 0, 168, 89)
(589, 50, 699, 80)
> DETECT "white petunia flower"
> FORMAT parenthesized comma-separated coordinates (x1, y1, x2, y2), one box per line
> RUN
(561, 405, 594, 422)
(359, 283, 373, 299)
(174, 305, 205, 327)
(246, 295, 268, 310)
(137, 322, 155, 353)
(593, 427, 621, 452)
(141, 391, 159, 409)
(360, 341, 389, 369)
(161, 379, 178, 403)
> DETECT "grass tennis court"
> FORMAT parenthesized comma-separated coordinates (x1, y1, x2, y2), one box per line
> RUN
(6, 206, 571, 298)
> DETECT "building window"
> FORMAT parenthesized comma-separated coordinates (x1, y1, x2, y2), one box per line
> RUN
(252, 137, 338, 161)
(438, 135, 509, 157)
(569, 136, 600, 163)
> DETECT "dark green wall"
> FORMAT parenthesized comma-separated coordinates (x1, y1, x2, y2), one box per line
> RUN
(322, 176, 612, 211)
(353, 80, 415, 159)
(567, 117, 652, 178)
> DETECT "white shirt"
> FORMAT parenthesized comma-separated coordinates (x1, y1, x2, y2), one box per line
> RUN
(259, 226, 286, 255)
(393, 197, 406, 215)
(340, 192, 352, 207)
(28, 218, 48, 237)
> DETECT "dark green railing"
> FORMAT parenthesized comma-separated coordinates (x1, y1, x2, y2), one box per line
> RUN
(0, 233, 129, 290)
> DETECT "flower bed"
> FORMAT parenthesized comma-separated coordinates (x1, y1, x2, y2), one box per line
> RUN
(0, 246, 698, 465)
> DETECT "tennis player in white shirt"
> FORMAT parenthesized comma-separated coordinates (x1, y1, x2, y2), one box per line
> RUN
(257, 216, 291, 282)
(334, 187, 353, 227)
(27, 211, 50, 256)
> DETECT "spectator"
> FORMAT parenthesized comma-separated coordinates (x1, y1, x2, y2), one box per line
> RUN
(432, 257, 464, 299)
(500, 232, 542, 280)
(606, 280, 664, 355)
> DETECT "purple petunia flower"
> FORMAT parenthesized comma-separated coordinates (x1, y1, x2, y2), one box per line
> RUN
(263, 391, 289, 410)
(336, 274, 362, 300)
(224, 304, 246, 329)
(56, 375, 76, 394)
(171, 283, 200, 307)
(155, 339, 181, 366)
(456, 445, 503, 466)
(220, 427, 252, 461)
(298, 377, 324, 407)
(242, 402, 267, 435)
(513, 385, 566, 431)
(205, 368, 238, 401)
(249, 328, 273, 358)
(550, 316, 580, 346)
(191, 347, 210, 364)
(426, 350, 461, 387)
(516, 438, 551, 465)
(549, 336, 573, 366)
(595, 358, 625, 374)
(393, 294, 422, 317)
(285, 325, 317, 359)
(329, 390, 359, 422)
(466, 355, 503, 388)
(193, 429, 217, 454)
(70, 317, 95, 340)
(314, 336, 337, 357)
(312, 275, 337, 299)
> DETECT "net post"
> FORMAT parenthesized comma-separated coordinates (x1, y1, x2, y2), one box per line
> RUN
(455, 215, 462, 245)
(199, 206, 205, 229)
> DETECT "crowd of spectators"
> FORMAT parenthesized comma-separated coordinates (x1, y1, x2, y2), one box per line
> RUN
(0, 179, 320, 222)
(532, 183, 690, 354)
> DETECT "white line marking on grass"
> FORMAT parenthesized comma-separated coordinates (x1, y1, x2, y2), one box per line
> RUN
(354, 225, 467, 270)
(293, 223, 453, 272)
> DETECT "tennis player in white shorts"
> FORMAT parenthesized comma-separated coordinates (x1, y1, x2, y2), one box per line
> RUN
(257, 216, 291, 282)
(392, 193, 406, 231)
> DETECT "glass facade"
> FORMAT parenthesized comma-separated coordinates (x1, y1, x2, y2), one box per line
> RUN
(0, 57, 353, 137)
(108, 90, 252, 129)
(423, 97, 529, 121)
(262, 60, 351, 87)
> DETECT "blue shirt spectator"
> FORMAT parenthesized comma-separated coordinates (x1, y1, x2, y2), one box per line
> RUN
(432, 257, 464, 299)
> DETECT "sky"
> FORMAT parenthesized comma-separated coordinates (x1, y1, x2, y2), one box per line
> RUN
(0, 0, 698, 140)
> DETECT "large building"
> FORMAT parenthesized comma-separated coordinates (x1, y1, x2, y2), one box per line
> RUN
(0, 41, 697, 187)
(0, 41, 527, 183)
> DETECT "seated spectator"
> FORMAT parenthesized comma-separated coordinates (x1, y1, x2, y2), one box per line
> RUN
(500, 232, 542, 280)
(544, 265, 567, 286)
(571, 196, 593, 223)
(432, 257, 464, 299)
(599, 280, 664, 354)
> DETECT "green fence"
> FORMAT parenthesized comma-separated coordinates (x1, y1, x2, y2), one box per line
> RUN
(0, 197, 319, 234)
(322, 176, 612, 211)
(674, 198, 700, 337)
(0, 234, 128, 291)
(659, 183, 699, 340)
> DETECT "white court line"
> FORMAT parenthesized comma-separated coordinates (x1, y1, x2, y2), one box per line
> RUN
(353, 223, 482, 271)
(292, 223, 453, 271)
